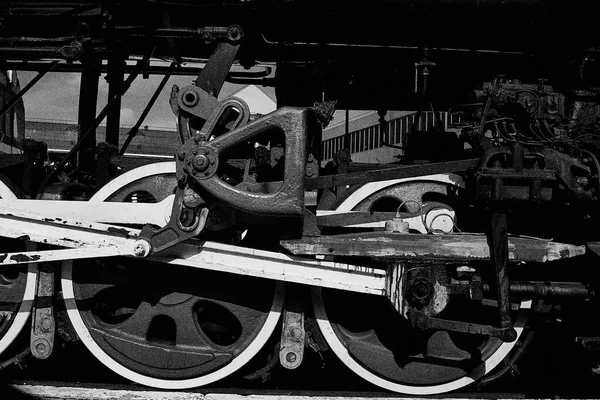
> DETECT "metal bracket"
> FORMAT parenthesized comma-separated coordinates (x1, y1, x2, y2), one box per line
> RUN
(30, 249, 55, 360)
(186, 107, 308, 216)
(139, 186, 209, 255)
(280, 296, 305, 370)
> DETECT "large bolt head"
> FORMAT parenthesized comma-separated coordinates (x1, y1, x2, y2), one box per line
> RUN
(32, 338, 52, 359)
(182, 90, 199, 107)
(133, 240, 151, 257)
(192, 154, 210, 172)
(285, 352, 297, 363)
(40, 316, 53, 332)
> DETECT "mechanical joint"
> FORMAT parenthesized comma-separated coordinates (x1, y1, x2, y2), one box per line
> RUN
(133, 239, 152, 258)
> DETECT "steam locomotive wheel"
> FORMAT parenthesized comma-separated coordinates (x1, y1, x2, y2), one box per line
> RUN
(62, 162, 284, 389)
(313, 175, 531, 395)
(0, 175, 37, 355)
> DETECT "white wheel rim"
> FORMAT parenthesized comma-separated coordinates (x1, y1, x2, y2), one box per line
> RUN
(312, 174, 530, 395)
(62, 162, 284, 389)
(313, 288, 531, 395)
(334, 173, 464, 212)
(0, 177, 37, 355)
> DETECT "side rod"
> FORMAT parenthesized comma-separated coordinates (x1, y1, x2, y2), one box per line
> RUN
(0, 207, 385, 295)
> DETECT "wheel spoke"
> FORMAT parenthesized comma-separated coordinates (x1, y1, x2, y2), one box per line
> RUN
(109, 302, 154, 339)
(63, 163, 284, 388)
(313, 177, 529, 395)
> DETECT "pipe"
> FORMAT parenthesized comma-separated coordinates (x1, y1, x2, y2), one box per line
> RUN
(243, 342, 280, 382)
(0, 347, 31, 372)
(483, 281, 593, 299)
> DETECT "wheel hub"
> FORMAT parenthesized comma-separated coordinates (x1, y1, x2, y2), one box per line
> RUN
(62, 163, 284, 389)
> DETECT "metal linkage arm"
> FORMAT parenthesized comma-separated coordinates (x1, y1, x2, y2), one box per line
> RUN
(0, 207, 150, 264)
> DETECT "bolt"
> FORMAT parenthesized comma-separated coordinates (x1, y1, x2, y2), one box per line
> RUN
(133, 240, 151, 257)
(285, 352, 297, 363)
(502, 327, 518, 343)
(194, 133, 202, 144)
(290, 327, 302, 340)
(183, 188, 203, 208)
(177, 151, 186, 161)
(36, 342, 47, 354)
(193, 154, 210, 172)
(40, 316, 52, 332)
(228, 26, 241, 41)
(32, 338, 51, 359)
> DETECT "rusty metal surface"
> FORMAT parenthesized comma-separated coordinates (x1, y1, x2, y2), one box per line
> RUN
(279, 296, 305, 370)
(184, 107, 308, 216)
(281, 232, 585, 262)
(409, 310, 517, 343)
(489, 212, 513, 332)
(30, 260, 55, 359)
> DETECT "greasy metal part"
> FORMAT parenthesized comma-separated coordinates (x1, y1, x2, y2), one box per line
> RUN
(194, 28, 242, 97)
(404, 267, 434, 308)
(244, 342, 281, 382)
(306, 159, 478, 190)
(0, 347, 31, 372)
(476, 144, 596, 202)
(483, 281, 593, 299)
(196, 96, 250, 142)
(280, 294, 305, 370)
(409, 310, 517, 342)
(478, 331, 535, 387)
(0, 60, 59, 121)
(119, 61, 177, 156)
(280, 232, 585, 262)
(139, 192, 208, 255)
(30, 259, 54, 360)
(490, 212, 514, 334)
(172, 26, 244, 141)
(186, 107, 308, 216)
